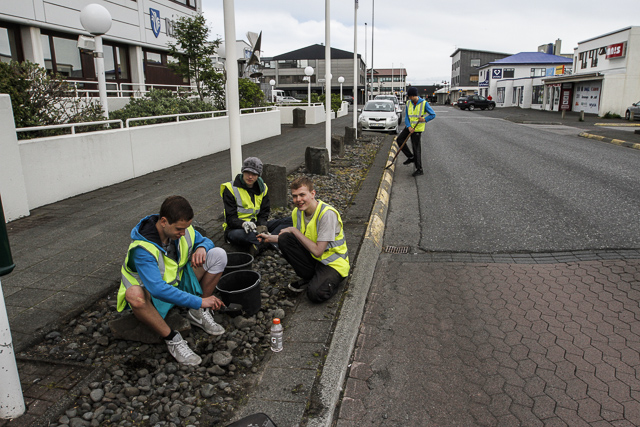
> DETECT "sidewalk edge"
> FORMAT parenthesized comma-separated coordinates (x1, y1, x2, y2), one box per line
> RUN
(306, 140, 399, 427)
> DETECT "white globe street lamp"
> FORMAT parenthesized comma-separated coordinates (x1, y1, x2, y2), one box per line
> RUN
(269, 79, 276, 102)
(338, 76, 345, 100)
(304, 66, 314, 106)
(80, 4, 112, 119)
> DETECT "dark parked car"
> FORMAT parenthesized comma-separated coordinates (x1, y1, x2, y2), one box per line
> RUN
(457, 95, 495, 111)
(343, 95, 354, 105)
(625, 101, 640, 120)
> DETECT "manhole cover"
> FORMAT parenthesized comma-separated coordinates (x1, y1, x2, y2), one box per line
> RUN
(383, 245, 409, 254)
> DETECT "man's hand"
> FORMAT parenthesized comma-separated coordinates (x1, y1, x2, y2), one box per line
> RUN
(191, 247, 207, 268)
(257, 232, 278, 244)
(242, 221, 257, 234)
(201, 295, 225, 311)
(408, 126, 415, 134)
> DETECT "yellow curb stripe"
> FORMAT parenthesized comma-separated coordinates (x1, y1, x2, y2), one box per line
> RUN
(579, 132, 640, 150)
(595, 123, 640, 127)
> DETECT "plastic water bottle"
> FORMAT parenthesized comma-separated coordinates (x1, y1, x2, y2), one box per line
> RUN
(270, 318, 283, 352)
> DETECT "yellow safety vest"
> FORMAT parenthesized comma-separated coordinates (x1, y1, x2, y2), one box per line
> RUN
(116, 226, 195, 312)
(407, 100, 428, 132)
(220, 181, 268, 230)
(292, 200, 350, 277)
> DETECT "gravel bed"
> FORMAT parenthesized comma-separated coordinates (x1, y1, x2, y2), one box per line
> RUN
(18, 135, 384, 427)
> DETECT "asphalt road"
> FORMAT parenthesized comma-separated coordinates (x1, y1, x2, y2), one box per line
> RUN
(405, 108, 640, 253)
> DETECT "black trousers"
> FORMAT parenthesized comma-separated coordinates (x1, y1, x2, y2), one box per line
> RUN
(398, 127, 423, 171)
(278, 232, 342, 303)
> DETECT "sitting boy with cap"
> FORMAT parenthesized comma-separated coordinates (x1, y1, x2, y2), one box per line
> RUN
(220, 157, 291, 255)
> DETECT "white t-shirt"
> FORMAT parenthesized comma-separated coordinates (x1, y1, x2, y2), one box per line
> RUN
(304, 209, 340, 242)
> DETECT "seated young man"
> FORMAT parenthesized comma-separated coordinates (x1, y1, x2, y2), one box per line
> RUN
(220, 157, 291, 255)
(258, 177, 350, 303)
(117, 195, 227, 365)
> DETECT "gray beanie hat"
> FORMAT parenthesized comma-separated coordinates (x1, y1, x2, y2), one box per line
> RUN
(242, 157, 263, 175)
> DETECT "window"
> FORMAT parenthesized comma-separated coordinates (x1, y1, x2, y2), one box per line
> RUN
(579, 52, 587, 69)
(41, 33, 85, 78)
(0, 23, 21, 63)
(470, 75, 478, 82)
(470, 59, 480, 67)
(531, 85, 543, 104)
(497, 87, 505, 103)
(530, 68, 546, 77)
(169, 0, 197, 9)
(145, 51, 162, 65)
(503, 68, 515, 78)
(103, 44, 130, 80)
(589, 49, 598, 67)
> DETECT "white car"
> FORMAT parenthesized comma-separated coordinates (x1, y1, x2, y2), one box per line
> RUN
(279, 96, 301, 103)
(358, 100, 399, 133)
(375, 94, 403, 121)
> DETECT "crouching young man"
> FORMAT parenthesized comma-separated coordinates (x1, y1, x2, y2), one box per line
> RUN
(258, 177, 350, 303)
(117, 196, 227, 365)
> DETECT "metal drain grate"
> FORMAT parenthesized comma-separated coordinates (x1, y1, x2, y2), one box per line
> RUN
(383, 245, 410, 254)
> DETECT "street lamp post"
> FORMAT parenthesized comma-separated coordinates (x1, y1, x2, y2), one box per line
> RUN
(80, 4, 112, 119)
(305, 66, 314, 106)
(338, 76, 344, 100)
(269, 79, 276, 103)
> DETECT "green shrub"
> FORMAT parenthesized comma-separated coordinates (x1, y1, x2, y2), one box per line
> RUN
(238, 78, 267, 110)
(0, 61, 104, 138)
(109, 89, 216, 126)
(303, 93, 343, 112)
(602, 111, 621, 119)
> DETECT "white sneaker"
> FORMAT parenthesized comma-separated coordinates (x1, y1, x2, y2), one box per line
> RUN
(165, 332, 201, 366)
(188, 308, 225, 336)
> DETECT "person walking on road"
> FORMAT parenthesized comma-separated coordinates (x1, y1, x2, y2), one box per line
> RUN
(257, 177, 350, 303)
(400, 86, 436, 176)
(117, 196, 228, 366)
(220, 157, 292, 256)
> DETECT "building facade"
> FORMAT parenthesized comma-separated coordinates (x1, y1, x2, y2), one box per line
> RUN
(450, 48, 511, 103)
(366, 67, 407, 102)
(258, 44, 366, 103)
(543, 26, 640, 115)
(0, 0, 200, 93)
(478, 52, 572, 110)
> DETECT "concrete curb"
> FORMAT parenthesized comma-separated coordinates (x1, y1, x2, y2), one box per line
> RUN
(307, 139, 398, 427)
(579, 132, 640, 150)
(594, 123, 640, 127)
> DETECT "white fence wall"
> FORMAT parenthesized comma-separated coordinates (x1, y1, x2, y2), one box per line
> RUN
(1, 100, 281, 221)
(279, 105, 326, 125)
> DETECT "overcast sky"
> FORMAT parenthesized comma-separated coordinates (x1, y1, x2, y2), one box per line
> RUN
(201, 0, 640, 86)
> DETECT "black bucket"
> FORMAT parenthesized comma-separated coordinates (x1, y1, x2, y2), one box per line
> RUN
(216, 270, 261, 317)
(223, 252, 254, 275)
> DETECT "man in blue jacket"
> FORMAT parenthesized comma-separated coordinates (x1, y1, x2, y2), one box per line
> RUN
(399, 86, 436, 176)
(117, 196, 228, 365)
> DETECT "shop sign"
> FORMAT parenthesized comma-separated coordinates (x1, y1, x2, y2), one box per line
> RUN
(605, 42, 626, 59)
(492, 69, 502, 79)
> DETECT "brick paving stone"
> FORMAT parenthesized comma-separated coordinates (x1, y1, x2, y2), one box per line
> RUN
(337, 258, 640, 426)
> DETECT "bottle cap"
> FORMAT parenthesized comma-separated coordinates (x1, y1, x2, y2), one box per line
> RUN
(273, 318, 281, 324)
